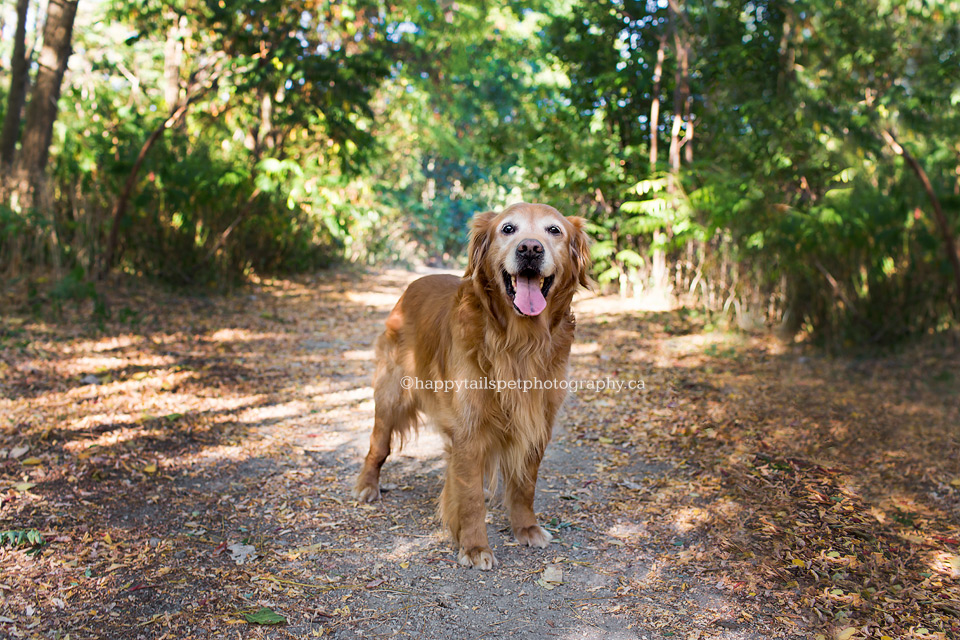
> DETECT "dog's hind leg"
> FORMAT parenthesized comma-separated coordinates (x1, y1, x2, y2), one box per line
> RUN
(353, 333, 416, 503)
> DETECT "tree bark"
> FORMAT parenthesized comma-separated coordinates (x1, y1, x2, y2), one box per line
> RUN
(648, 36, 666, 169)
(17, 0, 79, 204)
(658, 1, 691, 294)
(649, 35, 667, 295)
(0, 0, 31, 171)
(777, 8, 796, 96)
(261, 92, 275, 151)
(881, 128, 960, 315)
(668, 15, 689, 174)
(163, 13, 184, 111)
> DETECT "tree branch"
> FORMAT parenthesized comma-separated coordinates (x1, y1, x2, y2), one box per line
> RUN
(880, 128, 960, 315)
(98, 65, 223, 279)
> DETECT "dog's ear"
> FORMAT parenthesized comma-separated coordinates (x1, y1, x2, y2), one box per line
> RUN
(464, 210, 497, 279)
(567, 216, 593, 289)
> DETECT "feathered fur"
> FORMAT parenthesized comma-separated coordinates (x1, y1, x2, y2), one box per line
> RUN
(353, 202, 591, 570)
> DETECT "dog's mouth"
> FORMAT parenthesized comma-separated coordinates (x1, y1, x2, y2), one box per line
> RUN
(502, 269, 555, 317)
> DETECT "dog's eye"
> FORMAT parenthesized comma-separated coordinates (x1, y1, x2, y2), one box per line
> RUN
(547, 225, 562, 236)
(501, 224, 516, 235)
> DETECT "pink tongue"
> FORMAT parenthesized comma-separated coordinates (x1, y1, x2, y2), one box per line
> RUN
(514, 275, 547, 316)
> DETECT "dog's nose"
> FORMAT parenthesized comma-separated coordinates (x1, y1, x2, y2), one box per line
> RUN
(516, 239, 544, 261)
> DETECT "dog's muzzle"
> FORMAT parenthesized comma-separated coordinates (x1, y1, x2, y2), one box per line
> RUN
(503, 239, 554, 317)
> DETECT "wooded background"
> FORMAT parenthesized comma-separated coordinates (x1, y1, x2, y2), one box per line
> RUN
(1, 0, 958, 346)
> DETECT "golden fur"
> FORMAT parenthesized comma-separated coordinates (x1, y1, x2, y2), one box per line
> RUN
(353, 202, 590, 569)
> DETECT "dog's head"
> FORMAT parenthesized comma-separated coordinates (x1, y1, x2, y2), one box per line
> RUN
(464, 203, 591, 318)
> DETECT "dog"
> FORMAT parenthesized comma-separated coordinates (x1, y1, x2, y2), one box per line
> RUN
(353, 202, 590, 569)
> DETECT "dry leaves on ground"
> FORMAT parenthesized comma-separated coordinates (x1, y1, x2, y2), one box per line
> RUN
(0, 272, 957, 640)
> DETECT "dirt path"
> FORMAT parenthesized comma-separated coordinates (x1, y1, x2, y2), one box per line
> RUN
(2, 270, 957, 639)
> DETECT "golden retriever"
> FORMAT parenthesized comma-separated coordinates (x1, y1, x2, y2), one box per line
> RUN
(353, 202, 590, 569)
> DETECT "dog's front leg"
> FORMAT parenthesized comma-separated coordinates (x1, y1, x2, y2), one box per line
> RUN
(441, 438, 497, 570)
(506, 447, 553, 549)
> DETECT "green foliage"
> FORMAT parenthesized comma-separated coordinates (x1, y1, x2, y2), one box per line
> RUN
(525, 0, 960, 345)
(0, 529, 45, 556)
(1, 0, 957, 345)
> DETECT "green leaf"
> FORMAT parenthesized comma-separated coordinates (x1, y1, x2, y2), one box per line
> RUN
(243, 607, 286, 625)
(634, 178, 670, 195)
(615, 249, 644, 268)
(620, 199, 667, 216)
(589, 241, 616, 260)
(597, 266, 621, 284)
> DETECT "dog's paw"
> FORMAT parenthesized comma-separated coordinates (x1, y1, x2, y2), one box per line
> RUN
(352, 481, 380, 503)
(457, 546, 497, 570)
(514, 524, 553, 549)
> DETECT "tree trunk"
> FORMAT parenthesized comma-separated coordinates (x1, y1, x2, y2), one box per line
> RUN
(777, 9, 796, 96)
(0, 0, 31, 171)
(649, 34, 668, 295)
(17, 0, 79, 205)
(881, 128, 960, 315)
(261, 92, 275, 151)
(163, 13, 184, 111)
(668, 20, 689, 174)
(658, 1, 691, 295)
(682, 91, 694, 165)
(648, 36, 665, 169)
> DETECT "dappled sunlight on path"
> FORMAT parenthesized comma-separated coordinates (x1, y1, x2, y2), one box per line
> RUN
(1, 270, 957, 639)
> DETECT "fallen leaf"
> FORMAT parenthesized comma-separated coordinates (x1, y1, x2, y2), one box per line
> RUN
(536, 564, 563, 590)
(9, 445, 29, 459)
(836, 628, 857, 640)
(21, 457, 41, 466)
(243, 607, 286, 625)
(228, 543, 257, 565)
(933, 552, 960, 578)
(143, 463, 157, 474)
(543, 565, 563, 582)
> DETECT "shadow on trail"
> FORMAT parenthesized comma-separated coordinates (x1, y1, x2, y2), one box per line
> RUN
(13, 271, 955, 637)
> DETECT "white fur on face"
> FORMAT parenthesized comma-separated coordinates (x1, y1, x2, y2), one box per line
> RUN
(492, 205, 567, 278)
